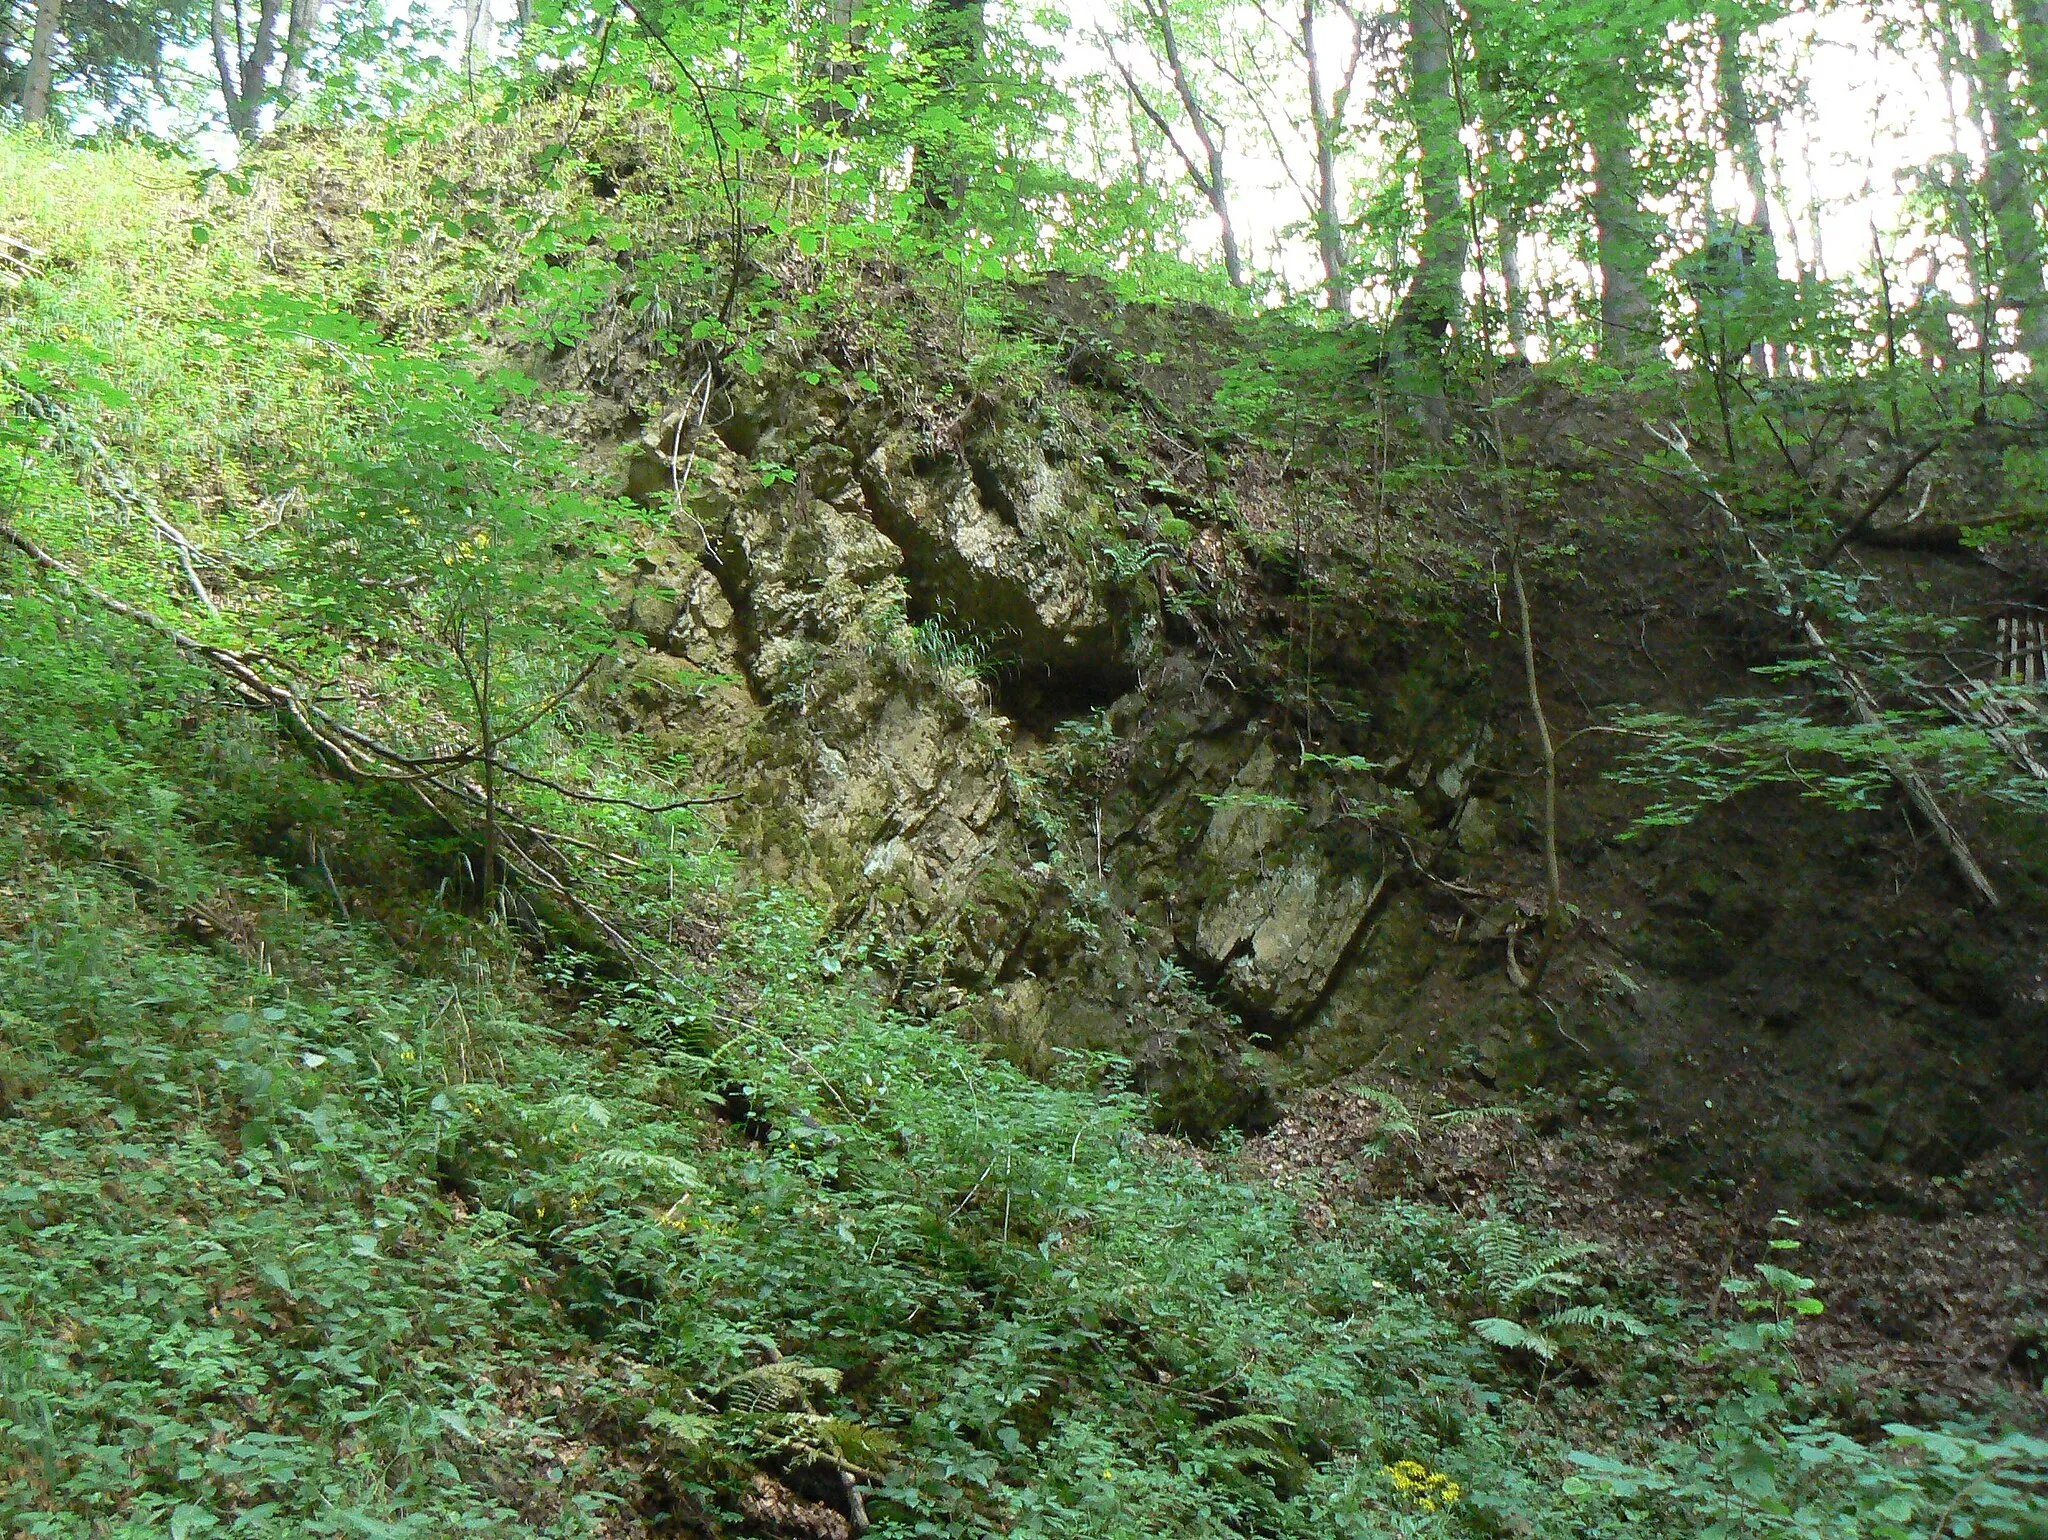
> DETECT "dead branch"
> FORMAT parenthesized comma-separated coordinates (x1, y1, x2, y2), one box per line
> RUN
(1653, 425, 2001, 909)
(0, 518, 655, 966)
(1818, 436, 1947, 565)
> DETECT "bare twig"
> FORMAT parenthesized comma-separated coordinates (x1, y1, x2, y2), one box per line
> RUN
(1818, 436, 1947, 566)
(0, 518, 658, 962)
(1651, 425, 2000, 909)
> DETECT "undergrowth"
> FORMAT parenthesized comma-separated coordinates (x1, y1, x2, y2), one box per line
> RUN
(2, 128, 2047, 1539)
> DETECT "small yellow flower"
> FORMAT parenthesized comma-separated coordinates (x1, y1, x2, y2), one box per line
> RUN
(1382, 1459, 1462, 1513)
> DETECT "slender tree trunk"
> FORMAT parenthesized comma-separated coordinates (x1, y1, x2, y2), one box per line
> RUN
(809, 0, 857, 124)
(277, 0, 321, 109)
(211, 0, 243, 132)
(1500, 218, 1527, 356)
(1509, 524, 1562, 951)
(1588, 105, 1654, 360)
(0, 0, 20, 107)
(19, 0, 59, 123)
(1300, 0, 1349, 311)
(1149, 0, 1244, 287)
(1965, 8, 2048, 358)
(912, 0, 985, 215)
(1395, 0, 1466, 348)
(1107, 1, 1247, 288)
(2018, 0, 2048, 119)
(461, 0, 491, 77)
(479, 617, 498, 899)
(1716, 8, 1782, 373)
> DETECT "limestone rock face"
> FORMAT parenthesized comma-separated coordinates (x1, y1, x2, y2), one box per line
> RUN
(602, 350, 1487, 1136)
(857, 425, 1127, 693)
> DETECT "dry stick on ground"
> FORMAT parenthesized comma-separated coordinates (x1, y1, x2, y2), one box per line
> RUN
(15, 388, 224, 615)
(1505, 519, 1564, 990)
(1817, 435, 1948, 566)
(0, 519, 658, 961)
(1651, 424, 2001, 910)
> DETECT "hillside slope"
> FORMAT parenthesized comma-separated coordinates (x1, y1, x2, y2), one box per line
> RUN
(1, 123, 2046, 1536)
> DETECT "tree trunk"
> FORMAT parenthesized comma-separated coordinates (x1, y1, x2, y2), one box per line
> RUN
(461, 0, 491, 76)
(1394, 0, 1466, 349)
(1300, 0, 1348, 312)
(19, 0, 59, 123)
(1149, 0, 1244, 287)
(278, 0, 321, 109)
(1966, 8, 2048, 359)
(1500, 217, 1527, 356)
(479, 616, 498, 899)
(212, 0, 287, 141)
(1716, 8, 1782, 373)
(0, 0, 20, 107)
(211, 0, 241, 131)
(912, 0, 985, 215)
(2018, 0, 2048, 121)
(1107, 0, 1247, 288)
(809, 0, 857, 124)
(1588, 105, 1654, 360)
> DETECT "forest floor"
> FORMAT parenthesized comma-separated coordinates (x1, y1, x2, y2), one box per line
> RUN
(1247, 1075, 2048, 1423)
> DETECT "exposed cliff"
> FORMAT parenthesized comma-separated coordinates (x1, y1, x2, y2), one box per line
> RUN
(494, 269, 2048, 1211)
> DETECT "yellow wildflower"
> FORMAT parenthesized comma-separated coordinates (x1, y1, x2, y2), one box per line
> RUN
(1382, 1459, 1462, 1513)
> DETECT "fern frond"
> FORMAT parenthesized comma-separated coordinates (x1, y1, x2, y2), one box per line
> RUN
(1509, 1267, 1588, 1302)
(805, 1414, 901, 1473)
(1471, 1316, 1559, 1362)
(588, 1147, 700, 1187)
(1433, 1106, 1523, 1127)
(722, 1359, 842, 1415)
(766, 1412, 899, 1475)
(643, 1407, 720, 1449)
(1545, 1306, 1651, 1339)
(1198, 1412, 1297, 1445)
(1471, 1221, 1529, 1291)
(541, 1093, 613, 1129)
(1359, 1086, 1419, 1140)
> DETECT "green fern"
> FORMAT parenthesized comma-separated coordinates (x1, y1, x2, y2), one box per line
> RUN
(587, 1146, 700, 1187)
(1358, 1086, 1419, 1143)
(721, 1358, 843, 1416)
(643, 1406, 720, 1450)
(1196, 1412, 1300, 1472)
(1472, 1316, 1562, 1362)
(1468, 1221, 1647, 1364)
(769, 1413, 901, 1476)
(1547, 1305, 1651, 1339)
(1433, 1106, 1523, 1129)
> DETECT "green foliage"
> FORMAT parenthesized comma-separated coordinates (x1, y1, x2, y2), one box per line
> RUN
(1566, 1228, 2048, 1536)
(5, 99, 2048, 1540)
(1605, 698, 2047, 832)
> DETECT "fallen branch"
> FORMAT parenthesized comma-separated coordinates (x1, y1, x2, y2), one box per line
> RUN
(1818, 437, 1946, 566)
(1852, 508, 2027, 552)
(1652, 425, 2000, 909)
(0, 518, 656, 965)
(496, 758, 743, 813)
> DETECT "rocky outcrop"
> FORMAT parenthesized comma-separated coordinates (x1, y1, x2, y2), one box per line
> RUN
(598, 353, 1503, 1133)
(588, 327, 2048, 1193)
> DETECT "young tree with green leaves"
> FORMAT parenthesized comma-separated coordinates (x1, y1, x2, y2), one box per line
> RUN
(1103, 0, 1251, 288)
(263, 302, 618, 898)
(1394, 0, 1467, 349)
